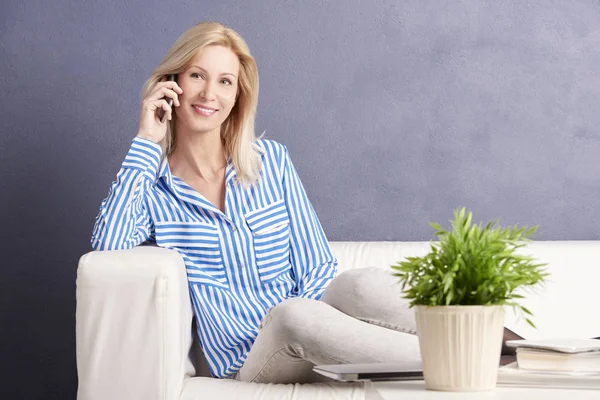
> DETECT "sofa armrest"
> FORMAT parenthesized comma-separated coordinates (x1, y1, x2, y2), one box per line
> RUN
(76, 245, 195, 400)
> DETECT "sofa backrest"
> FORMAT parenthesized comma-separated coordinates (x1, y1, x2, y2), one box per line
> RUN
(329, 241, 600, 341)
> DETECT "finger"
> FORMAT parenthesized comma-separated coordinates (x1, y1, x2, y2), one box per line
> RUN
(142, 98, 169, 112)
(160, 87, 181, 107)
(159, 80, 184, 94)
(149, 87, 181, 107)
(157, 99, 173, 121)
(145, 99, 172, 122)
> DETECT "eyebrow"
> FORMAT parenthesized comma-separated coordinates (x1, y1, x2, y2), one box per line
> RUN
(190, 65, 237, 79)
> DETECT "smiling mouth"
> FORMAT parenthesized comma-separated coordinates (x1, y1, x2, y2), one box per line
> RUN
(192, 105, 218, 116)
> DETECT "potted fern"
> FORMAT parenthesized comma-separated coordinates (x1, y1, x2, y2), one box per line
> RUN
(392, 208, 548, 392)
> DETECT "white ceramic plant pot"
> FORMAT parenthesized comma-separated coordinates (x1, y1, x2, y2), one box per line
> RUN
(415, 305, 505, 392)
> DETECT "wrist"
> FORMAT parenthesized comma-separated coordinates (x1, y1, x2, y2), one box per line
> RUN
(135, 133, 162, 143)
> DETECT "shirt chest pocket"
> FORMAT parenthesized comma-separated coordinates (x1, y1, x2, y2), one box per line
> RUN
(154, 220, 227, 287)
(245, 199, 291, 282)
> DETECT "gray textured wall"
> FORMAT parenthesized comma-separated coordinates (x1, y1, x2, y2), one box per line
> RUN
(2, 0, 599, 398)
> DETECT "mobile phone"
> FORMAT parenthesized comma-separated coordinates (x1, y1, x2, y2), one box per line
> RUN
(160, 74, 177, 123)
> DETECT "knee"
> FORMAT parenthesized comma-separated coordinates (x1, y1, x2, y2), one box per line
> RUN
(322, 267, 393, 305)
(264, 298, 323, 343)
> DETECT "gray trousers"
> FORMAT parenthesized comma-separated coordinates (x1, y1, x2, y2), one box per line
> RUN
(235, 267, 421, 383)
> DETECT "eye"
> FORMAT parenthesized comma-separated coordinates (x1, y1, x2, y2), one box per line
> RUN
(191, 72, 205, 79)
(221, 78, 232, 86)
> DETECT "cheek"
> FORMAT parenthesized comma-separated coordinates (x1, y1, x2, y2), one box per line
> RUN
(221, 94, 237, 111)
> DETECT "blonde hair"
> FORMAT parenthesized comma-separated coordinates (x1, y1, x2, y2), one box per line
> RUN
(141, 21, 263, 188)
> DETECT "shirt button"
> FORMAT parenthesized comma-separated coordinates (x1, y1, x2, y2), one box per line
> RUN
(232, 226, 237, 232)
(240, 262, 245, 268)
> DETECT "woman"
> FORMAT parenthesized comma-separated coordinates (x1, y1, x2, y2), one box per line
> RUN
(91, 21, 488, 383)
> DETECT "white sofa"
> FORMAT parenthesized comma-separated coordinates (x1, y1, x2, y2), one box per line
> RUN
(75, 241, 600, 400)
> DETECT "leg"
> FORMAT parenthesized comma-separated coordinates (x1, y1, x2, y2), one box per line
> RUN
(320, 267, 418, 334)
(236, 297, 421, 384)
(322, 267, 527, 356)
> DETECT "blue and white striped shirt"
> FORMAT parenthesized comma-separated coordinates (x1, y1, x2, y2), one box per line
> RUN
(91, 137, 337, 378)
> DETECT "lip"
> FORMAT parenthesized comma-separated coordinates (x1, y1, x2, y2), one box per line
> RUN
(192, 104, 218, 111)
(192, 104, 218, 118)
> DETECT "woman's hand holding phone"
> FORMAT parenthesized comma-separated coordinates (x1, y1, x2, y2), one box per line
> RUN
(136, 75, 182, 143)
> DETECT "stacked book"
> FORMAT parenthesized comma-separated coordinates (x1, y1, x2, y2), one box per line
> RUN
(498, 338, 600, 389)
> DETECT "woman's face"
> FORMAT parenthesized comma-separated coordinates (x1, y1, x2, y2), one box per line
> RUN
(175, 45, 240, 135)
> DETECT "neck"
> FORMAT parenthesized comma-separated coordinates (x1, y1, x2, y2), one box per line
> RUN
(169, 127, 227, 182)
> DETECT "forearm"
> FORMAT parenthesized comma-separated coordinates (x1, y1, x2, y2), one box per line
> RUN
(91, 138, 160, 250)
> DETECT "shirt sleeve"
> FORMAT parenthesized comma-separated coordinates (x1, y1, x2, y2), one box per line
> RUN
(90, 137, 162, 251)
(281, 145, 337, 300)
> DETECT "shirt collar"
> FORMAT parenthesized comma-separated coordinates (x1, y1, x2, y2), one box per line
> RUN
(159, 156, 237, 186)
(158, 157, 174, 187)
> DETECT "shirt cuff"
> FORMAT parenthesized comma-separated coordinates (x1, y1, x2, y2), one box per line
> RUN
(122, 137, 163, 181)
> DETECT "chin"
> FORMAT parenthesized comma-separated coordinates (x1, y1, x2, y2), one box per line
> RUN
(191, 123, 222, 135)
(177, 116, 218, 134)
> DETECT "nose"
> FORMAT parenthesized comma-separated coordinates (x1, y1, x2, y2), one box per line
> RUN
(200, 80, 216, 101)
